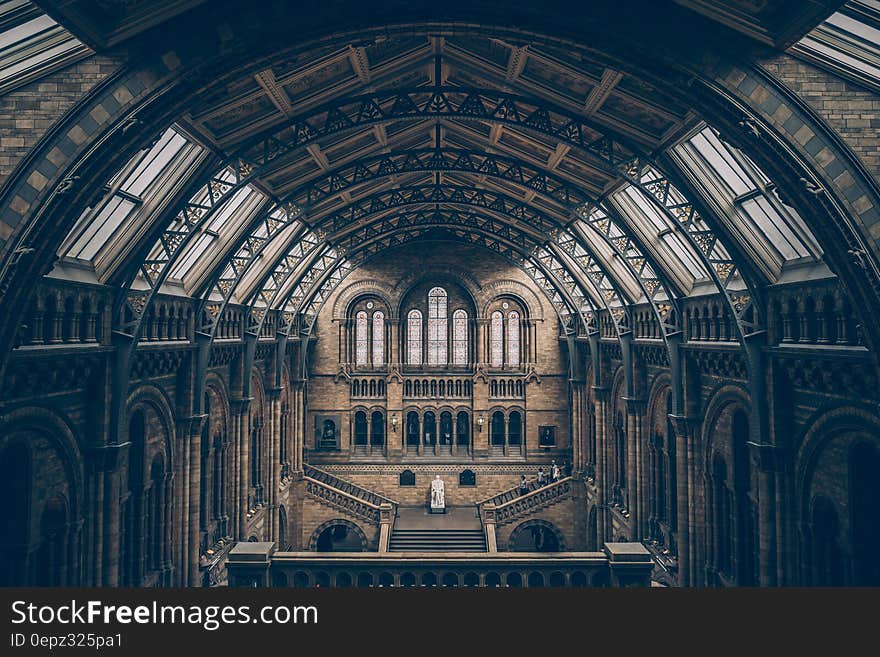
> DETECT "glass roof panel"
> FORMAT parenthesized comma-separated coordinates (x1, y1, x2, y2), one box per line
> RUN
(0, 1, 92, 94)
(791, 1, 880, 91)
(60, 125, 204, 266)
(671, 125, 821, 276)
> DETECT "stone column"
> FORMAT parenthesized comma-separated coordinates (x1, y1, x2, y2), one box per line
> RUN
(188, 415, 206, 587)
(593, 385, 611, 544)
(232, 398, 253, 539)
(88, 444, 125, 587)
(482, 504, 498, 552)
(750, 442, 781, 586)
(268, 387, 282, 541)
(669, 415, 695, 586)
(378, 503, 394, 553)
(388, 318, 400, 367)
(624, 397, 646, 540)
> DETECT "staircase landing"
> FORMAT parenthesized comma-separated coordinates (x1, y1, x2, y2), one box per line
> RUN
(390, 506, 486, 552)
(394, 505, 482, 530)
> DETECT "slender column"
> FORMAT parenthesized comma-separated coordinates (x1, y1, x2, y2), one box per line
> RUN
(187, 415, 205, 586)
(593, 386, 611, 544)
(624, 397, 646, 540)
(749, 443, 781, 586)
(176, 428, 190, 586)
(233, 398, 253, 539)
(87, 444, 125, 587)
(670, 416, 695, 586)
(268, 387, 282, 540)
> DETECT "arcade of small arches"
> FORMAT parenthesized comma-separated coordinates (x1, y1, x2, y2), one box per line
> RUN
(0, 0, 878, 588)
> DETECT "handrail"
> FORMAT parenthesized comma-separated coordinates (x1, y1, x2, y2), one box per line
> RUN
(303, 464, 396, 507)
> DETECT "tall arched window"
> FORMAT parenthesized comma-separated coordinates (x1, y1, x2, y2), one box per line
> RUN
(372, 311, 384, 365)
(428, 287, 447, 365)
(507, 311, 520, 367)
(490, 311, 503, 367)
(355, 311, 368, 366)
(407, 309, 422, 366)
(452, 309, 468, 365)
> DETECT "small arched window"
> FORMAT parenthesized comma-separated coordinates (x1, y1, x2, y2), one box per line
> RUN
(428, 287, 448, 365)
(452, 309, 468, 365)
(490, 311, 504, 367)
(507, 311, 520, 367)
(355, 311, 368, 366)
(372, 311, 385, 365)
(407, 309, 422, 366)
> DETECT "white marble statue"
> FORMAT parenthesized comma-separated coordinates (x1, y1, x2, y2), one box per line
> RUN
(430, 475, 445, 508)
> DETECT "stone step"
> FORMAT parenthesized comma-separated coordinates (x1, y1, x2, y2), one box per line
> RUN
(389, 528, 486, 552)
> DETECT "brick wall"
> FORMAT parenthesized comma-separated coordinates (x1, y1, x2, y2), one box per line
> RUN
(0, 54, 123, 187)
(762, 54, 880, 181)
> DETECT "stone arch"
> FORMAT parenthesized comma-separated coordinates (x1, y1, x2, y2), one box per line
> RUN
(507, 519, 566, 552)
(701, 383, 750, 451)
(0, 9, 879, 378)
(333, 280, 396, 321)
(794, 405, 880, 584)
(478, 280, 544, 321)
(126, 384, 176, 473)
(0, 406, 83, 585)
(308, 518, 369, 552)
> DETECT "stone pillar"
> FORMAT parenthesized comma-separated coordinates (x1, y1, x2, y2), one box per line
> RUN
(482, 504, 498, 552)
(268, 387, 283, 541)
(750, 442, 781, 586)
(88, 444, 125, 587)
(378, 503, 394, 553)
(388, 318, 400, 367)
(624, 397, 646, 540)
(669, 415, 695, 586)
(603, 543, 654, 587)
(593, 385, 611, 544)
(233, 398, 253, 539)
(188, 415, 206, 587)
(175, 427, 190, 586)
(226, 542, 276, 587)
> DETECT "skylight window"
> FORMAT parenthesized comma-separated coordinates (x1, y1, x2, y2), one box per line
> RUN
(791, 1, 880, 92)
(671, 125, 821, 277)
(61, 126, 202, 267)
(0, 1, 92, 94)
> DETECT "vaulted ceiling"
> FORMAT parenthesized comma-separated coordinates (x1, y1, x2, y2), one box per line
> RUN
(24, 0, 852, 345)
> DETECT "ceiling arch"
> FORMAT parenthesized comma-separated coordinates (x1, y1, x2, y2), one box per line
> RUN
(0, 1, 876, 384)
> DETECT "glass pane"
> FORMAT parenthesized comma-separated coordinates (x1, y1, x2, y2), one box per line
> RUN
(507, 311, 520, 367)
(452, 309, 468, 365)
(355, 311, 368, 366)
(427, 287, 447, 365)
(68, 195, 136, 260)
(372, 311, 384, 365)
(122, 128, 188, 197)
(490, 311, 503, 367)
(407, 310, 422, 366)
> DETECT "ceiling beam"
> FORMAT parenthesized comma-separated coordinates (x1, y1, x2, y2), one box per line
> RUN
(583, 68, 624, 116)
(347, 45, 371, 84)
(254, 68, 294, 116)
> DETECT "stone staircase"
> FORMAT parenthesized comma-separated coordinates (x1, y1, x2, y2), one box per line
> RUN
(389, 528, 487, 552)
(389, 506, 487, 552)
(303, 464, 395, 507)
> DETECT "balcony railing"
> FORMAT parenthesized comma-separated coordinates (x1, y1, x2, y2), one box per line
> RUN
(226, 543, 654, 588)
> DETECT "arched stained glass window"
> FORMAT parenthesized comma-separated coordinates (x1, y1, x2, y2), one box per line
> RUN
(507, 311, 520, 367)
(490, 311, 503, 367)
(407, 309, 422, 366)
(355, 311, 368, 366)
(452, 309, 468, 365)
(428, 287, 447, 365)
(372, 311, 384, 365)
